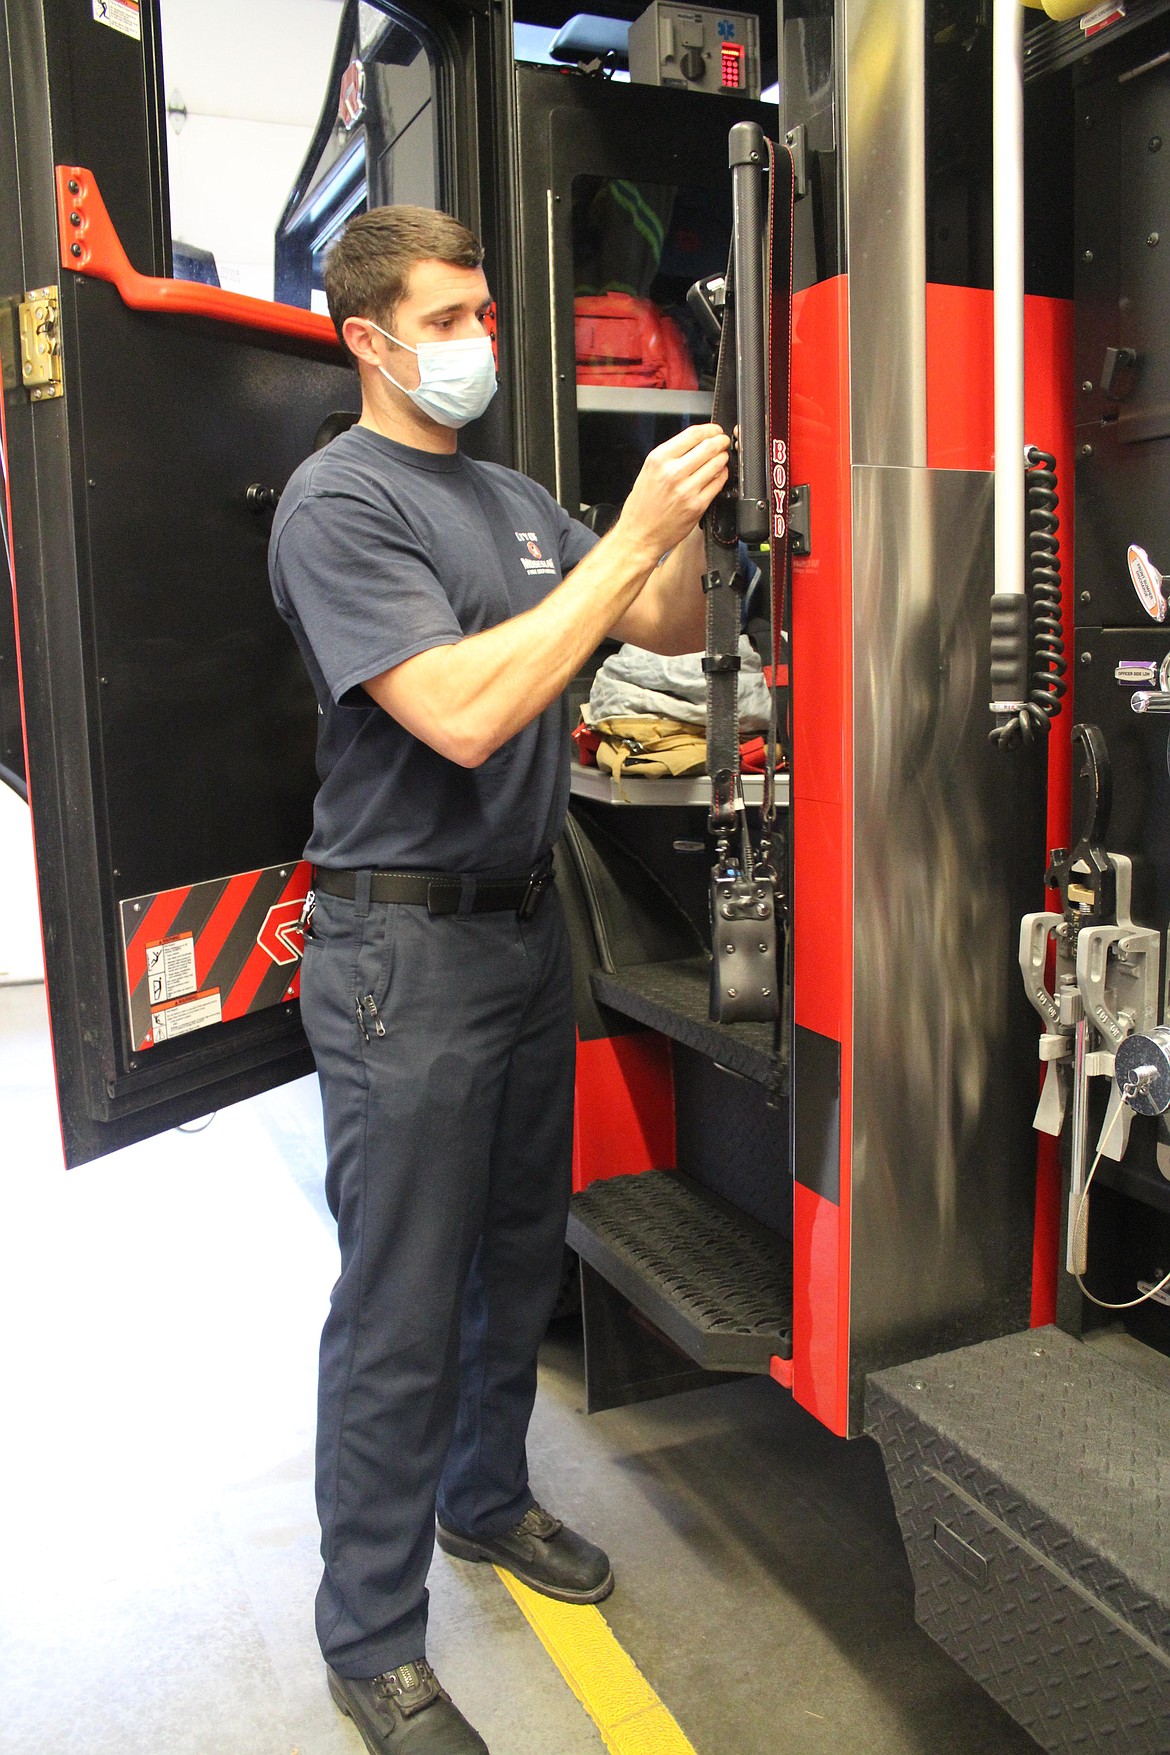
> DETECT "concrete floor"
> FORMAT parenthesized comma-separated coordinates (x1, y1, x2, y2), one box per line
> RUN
(0, 980, 1038, 1755)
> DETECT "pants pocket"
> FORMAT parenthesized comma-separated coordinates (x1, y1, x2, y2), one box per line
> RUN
(350, 904, 401, 1038)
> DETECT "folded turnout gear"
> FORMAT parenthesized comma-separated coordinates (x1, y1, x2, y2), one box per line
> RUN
(591, 715, 707, 782)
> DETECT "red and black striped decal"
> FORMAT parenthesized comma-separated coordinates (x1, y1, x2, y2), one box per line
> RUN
(120, 861, 311, 1051)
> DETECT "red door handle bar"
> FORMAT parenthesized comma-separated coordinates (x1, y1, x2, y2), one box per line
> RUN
(55, 166, 340, 350)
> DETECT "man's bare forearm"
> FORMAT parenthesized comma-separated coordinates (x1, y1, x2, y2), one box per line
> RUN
(364, 522, 660, 766)
(363, 424, 730, 766)
(609, 526, 706, 655)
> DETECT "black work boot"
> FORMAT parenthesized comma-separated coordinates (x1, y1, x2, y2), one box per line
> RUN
(436, 1504, 614, 1604)
(327, 1661, 488, 1753)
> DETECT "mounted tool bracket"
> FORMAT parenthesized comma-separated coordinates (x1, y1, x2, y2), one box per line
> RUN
(1022, 856, 1159, 1147)
(1075, 860, 1160, 1164)
(1019, 726, 1162, 1272)
(1021, 853, 1160, 1273)
(1019, 908, 1077, 1137)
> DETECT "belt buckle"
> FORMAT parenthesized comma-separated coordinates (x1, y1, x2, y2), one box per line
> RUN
(426, 879, 461, 915)
(517, 868, 551, 922)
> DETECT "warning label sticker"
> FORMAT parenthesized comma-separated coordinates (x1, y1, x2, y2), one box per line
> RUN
(143, 933, 197, 1007)
(150, 988, 223, 1044)
(120, 858, 311, 1053)
(92, 0, 141, 41)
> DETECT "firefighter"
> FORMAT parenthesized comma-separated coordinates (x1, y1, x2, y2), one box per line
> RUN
(269, 204, 728, 1754)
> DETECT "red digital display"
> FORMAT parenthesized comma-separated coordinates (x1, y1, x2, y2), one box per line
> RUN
(720, 42, 744, 88)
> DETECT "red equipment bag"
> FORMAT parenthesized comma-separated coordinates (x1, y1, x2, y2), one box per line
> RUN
(574, 293, 698, 391)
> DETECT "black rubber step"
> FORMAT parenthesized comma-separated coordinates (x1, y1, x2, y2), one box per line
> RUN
(567, 1169, 793, 1372)
(592, 958, 778, 1084)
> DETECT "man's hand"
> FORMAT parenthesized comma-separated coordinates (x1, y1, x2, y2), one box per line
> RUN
(608, 424, 732, 654)
(615, 425, 731, 566)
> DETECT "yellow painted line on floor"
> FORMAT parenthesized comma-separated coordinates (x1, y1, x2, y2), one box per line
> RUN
(495, 1568, 698, 1755)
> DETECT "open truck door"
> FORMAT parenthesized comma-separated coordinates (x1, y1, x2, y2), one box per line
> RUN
(0, 0, 513, 1166)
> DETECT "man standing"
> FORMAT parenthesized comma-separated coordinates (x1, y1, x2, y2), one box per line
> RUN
(270, 205, 728, 1754)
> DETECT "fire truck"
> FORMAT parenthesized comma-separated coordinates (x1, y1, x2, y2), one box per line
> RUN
(2, 1, 1168, 1747)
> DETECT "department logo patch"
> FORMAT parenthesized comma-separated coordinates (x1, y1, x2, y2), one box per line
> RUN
(515, 529, 556, 576)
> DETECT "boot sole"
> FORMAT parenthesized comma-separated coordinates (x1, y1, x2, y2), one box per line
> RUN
(436, 1525, 615, 1605)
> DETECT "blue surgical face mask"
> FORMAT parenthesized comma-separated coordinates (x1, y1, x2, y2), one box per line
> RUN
(369, 320, 497, 429)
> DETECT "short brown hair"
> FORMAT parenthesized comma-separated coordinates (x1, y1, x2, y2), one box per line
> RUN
(323, 205, 484, 360)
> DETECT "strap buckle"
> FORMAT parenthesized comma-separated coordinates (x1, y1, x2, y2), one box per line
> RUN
(708, 766, 740, 837)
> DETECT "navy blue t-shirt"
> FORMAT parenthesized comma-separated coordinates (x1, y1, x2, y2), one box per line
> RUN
(269, 425, 597, 874)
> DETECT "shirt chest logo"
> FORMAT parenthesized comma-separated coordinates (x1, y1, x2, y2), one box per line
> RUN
(514, 529, 556, 577)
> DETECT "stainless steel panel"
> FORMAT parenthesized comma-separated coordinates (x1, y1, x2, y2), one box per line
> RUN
(842, 0, 927, 468)
(848, 465, 1044, 1410)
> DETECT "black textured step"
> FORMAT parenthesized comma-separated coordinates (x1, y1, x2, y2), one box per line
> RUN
(567, 1169, 792, 1372)
(592, 958, 778, 1084)
(867, 1328, 1170, 1754)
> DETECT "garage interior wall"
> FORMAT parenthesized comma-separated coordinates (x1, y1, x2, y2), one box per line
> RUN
(159, 0, 343, 299)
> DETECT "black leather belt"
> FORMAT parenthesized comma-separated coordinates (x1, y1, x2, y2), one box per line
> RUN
(313, 858, 554, 920)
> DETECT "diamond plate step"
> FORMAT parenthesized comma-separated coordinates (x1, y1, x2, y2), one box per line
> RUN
(867, 1327, 1170, 1754)
(591, 958, 778, 1084)
(567, 1169, 792, 1371)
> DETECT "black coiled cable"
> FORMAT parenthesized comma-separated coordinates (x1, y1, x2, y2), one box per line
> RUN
(990, 446, 1067, 748)
(1026, 447, 1068, 723)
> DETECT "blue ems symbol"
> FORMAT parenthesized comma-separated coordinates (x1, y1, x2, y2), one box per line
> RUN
(717, 17, 738, 39)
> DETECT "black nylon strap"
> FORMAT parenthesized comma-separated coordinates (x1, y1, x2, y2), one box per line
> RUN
(761, 138, 796, 848)
(704, 248, 744, 840)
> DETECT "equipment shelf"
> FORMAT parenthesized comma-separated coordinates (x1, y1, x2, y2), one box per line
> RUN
(570, 768, 788, 809)
(592, 957, 778, 1084)
(567, 1169, 793, 1371)
(576, 386, 714, 415)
